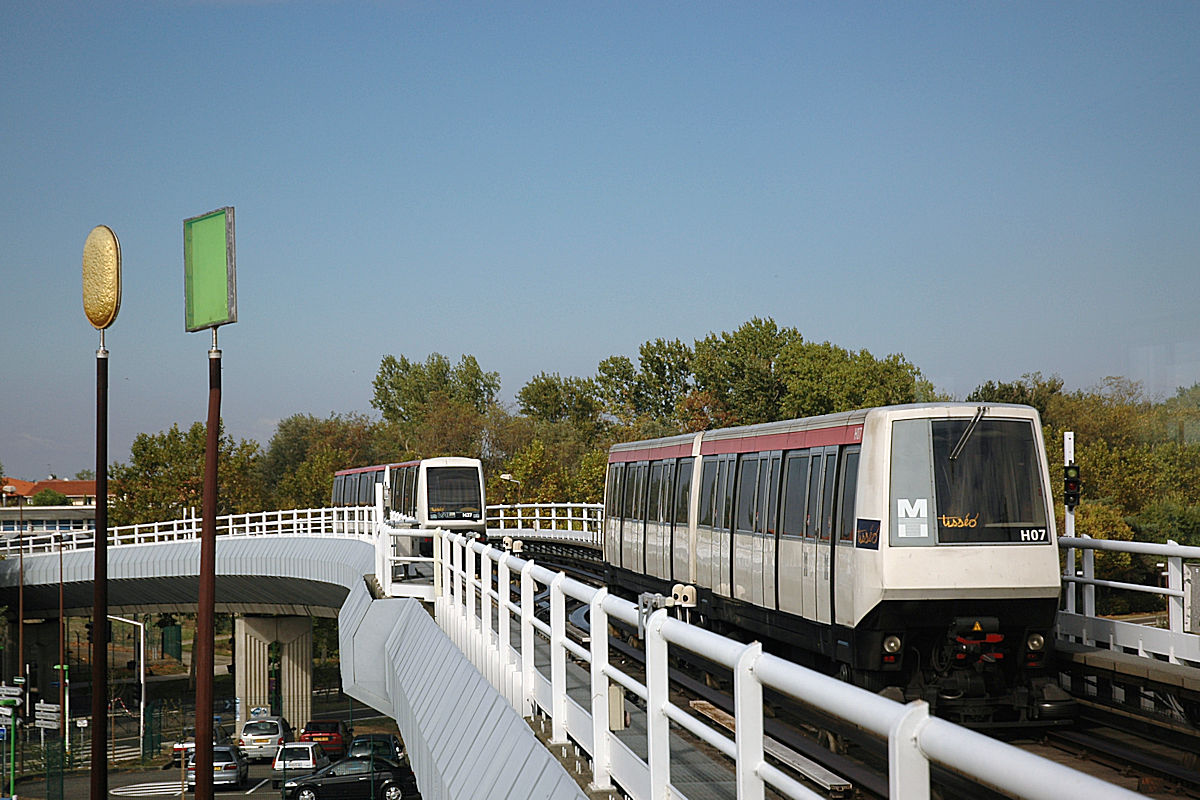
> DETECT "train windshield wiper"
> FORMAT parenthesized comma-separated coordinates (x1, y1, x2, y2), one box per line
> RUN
(948, 406, 986, 462)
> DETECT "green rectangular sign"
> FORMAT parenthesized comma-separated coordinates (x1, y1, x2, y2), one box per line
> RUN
(183, 207, 237, 332)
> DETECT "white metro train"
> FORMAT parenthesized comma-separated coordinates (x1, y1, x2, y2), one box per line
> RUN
(603, 403, 1074, 725)
(332, 457, 487, 554)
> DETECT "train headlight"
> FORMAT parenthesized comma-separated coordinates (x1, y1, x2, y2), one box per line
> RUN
(1026, 633, 1045, 652)
(882, 635, 903, 654)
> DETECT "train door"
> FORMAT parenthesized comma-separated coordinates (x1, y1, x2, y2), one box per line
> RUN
(758, 452, 781, 610)
(716, 455, 736, 598)
(814, 446, 839, 625)
(621, 463, 647, 572)
(670, 458, 693, 583)
(802, 450, 825, 619)
(646, 461, 670, 579)
(732, 455, 759, 602)
(695, 458, 720, 591)
(604, 463, 625, 566)
(777, 451, 809, 616)
(832, 446, 861, 628)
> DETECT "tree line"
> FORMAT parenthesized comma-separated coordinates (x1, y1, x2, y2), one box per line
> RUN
(106, 318, 1200, 612)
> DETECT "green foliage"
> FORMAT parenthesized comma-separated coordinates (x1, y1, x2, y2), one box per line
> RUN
(29, 489, 69, 506)
(690, 317, 801, 427)
(517, 372, 602, 430)
(74, 468, 96, 480)
(966, 372, 1064, 418)
(109, 421, 266, 526)
(371, 353, 500, 425)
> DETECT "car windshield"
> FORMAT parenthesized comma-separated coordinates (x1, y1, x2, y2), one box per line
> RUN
(277, 745, 311, 760)
(305, 721, 339, 733)
(243, 721, 278, 735)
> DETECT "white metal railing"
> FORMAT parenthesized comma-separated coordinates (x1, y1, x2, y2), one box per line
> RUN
(485, 503, 603, 549)
(1057, 534, 1200, 664)
(0, 505, 379, 557)
(435, 532, 1141, 800)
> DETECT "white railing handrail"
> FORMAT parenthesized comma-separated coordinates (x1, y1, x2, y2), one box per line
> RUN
(0, 505, 378, 556)
(1057, 533, 1198, 663)
(435, 531, 1141, 800)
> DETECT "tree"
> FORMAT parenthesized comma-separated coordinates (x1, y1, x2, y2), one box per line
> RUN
(74, 468, 96, 480)
(261, 413, 396, 508)
(966, 372, 1064, 418)
(689, 317, 803, 427)
(517, 373, 602, 430)
(30, 489, 69, 506)
(371, 352, 500, 426)
(778, 341, 932, 418)
(109, 421, 266, 526)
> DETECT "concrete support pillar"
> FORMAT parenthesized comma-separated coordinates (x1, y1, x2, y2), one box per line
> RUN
(234, 616, 312, 733)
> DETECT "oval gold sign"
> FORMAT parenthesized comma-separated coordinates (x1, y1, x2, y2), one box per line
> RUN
(82, 225, 121, 330)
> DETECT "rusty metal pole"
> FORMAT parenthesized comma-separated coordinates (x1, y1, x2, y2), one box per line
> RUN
(90, 337, 109, 800)
(195, 333, 220, 800)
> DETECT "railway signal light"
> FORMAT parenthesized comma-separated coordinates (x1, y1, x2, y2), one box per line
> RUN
(1063, 464, 1081, 510)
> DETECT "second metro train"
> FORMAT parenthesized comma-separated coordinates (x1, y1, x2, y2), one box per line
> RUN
(332, 457, 487, 552)
(602, 403, 1074, 725)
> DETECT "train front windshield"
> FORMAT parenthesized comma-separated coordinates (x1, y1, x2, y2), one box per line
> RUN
(426, 467, 482, 521)
(930, 418, 1049, 543)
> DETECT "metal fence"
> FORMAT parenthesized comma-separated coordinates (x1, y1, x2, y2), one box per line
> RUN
(435, 531, 1141, 800)
(1058, 534, 1200, 664)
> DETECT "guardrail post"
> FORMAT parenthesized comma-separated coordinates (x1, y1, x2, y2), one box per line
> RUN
(498, 553, 517, 710)
(520, 561, 536, 717)
(1064, 544, 1076, 615)
(734, 642, 765, 800)
(1082, 534, 1096, 624)
(1167, 542, 1184, 638)
(888, 700, 930, 800)
(466, 543, 479, 668)
(549, 572, 567, 744)
(482, 545, 496, 685)
(588, 588, 613, 791)
(645, 608, 670, 799)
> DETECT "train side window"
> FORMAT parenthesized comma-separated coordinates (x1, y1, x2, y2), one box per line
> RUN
(837, 448, 861, 543)
(674, 459, 691, 527)
(735, 456, 759, 532)
(332, 475, 344, 506)
(662, 461, 675, 523)
(805, 453, 823, 540)
(607, 464, 624, 518)
(781, 453, 809, 538)
(757, 453, 778, 536)
(720, 457, 736, 531)
(698, 458, 718, 527)
(623, 463, 638, 523)
(820, 452, 838, 541)
(648, 462, 663, 522)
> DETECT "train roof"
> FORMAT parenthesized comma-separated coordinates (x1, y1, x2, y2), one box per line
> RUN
(608, 402, 1041, 460)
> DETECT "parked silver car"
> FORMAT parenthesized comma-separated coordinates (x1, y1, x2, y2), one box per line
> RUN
(238, 716, 292, 761)
(186, 745, 249, 790)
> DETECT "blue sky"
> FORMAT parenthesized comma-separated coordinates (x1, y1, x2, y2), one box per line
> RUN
(2, 2, 1198, 481)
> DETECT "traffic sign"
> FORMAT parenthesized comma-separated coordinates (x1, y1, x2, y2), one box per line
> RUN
(34, 719, 59, 730)
(0, 727, 6, 740)
(0, 708, 11, 719)
(0, 686, 22, 697)
(76, 718, 88, 728)
(35, 702, 60, 713)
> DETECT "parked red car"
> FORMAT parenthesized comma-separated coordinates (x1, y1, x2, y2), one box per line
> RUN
(299, 719, 352, 759)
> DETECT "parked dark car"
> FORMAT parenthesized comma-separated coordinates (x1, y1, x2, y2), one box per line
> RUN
(348, 733, 404, 761)
(281, 755, 416, 800)
(299, 718, 353, 759)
